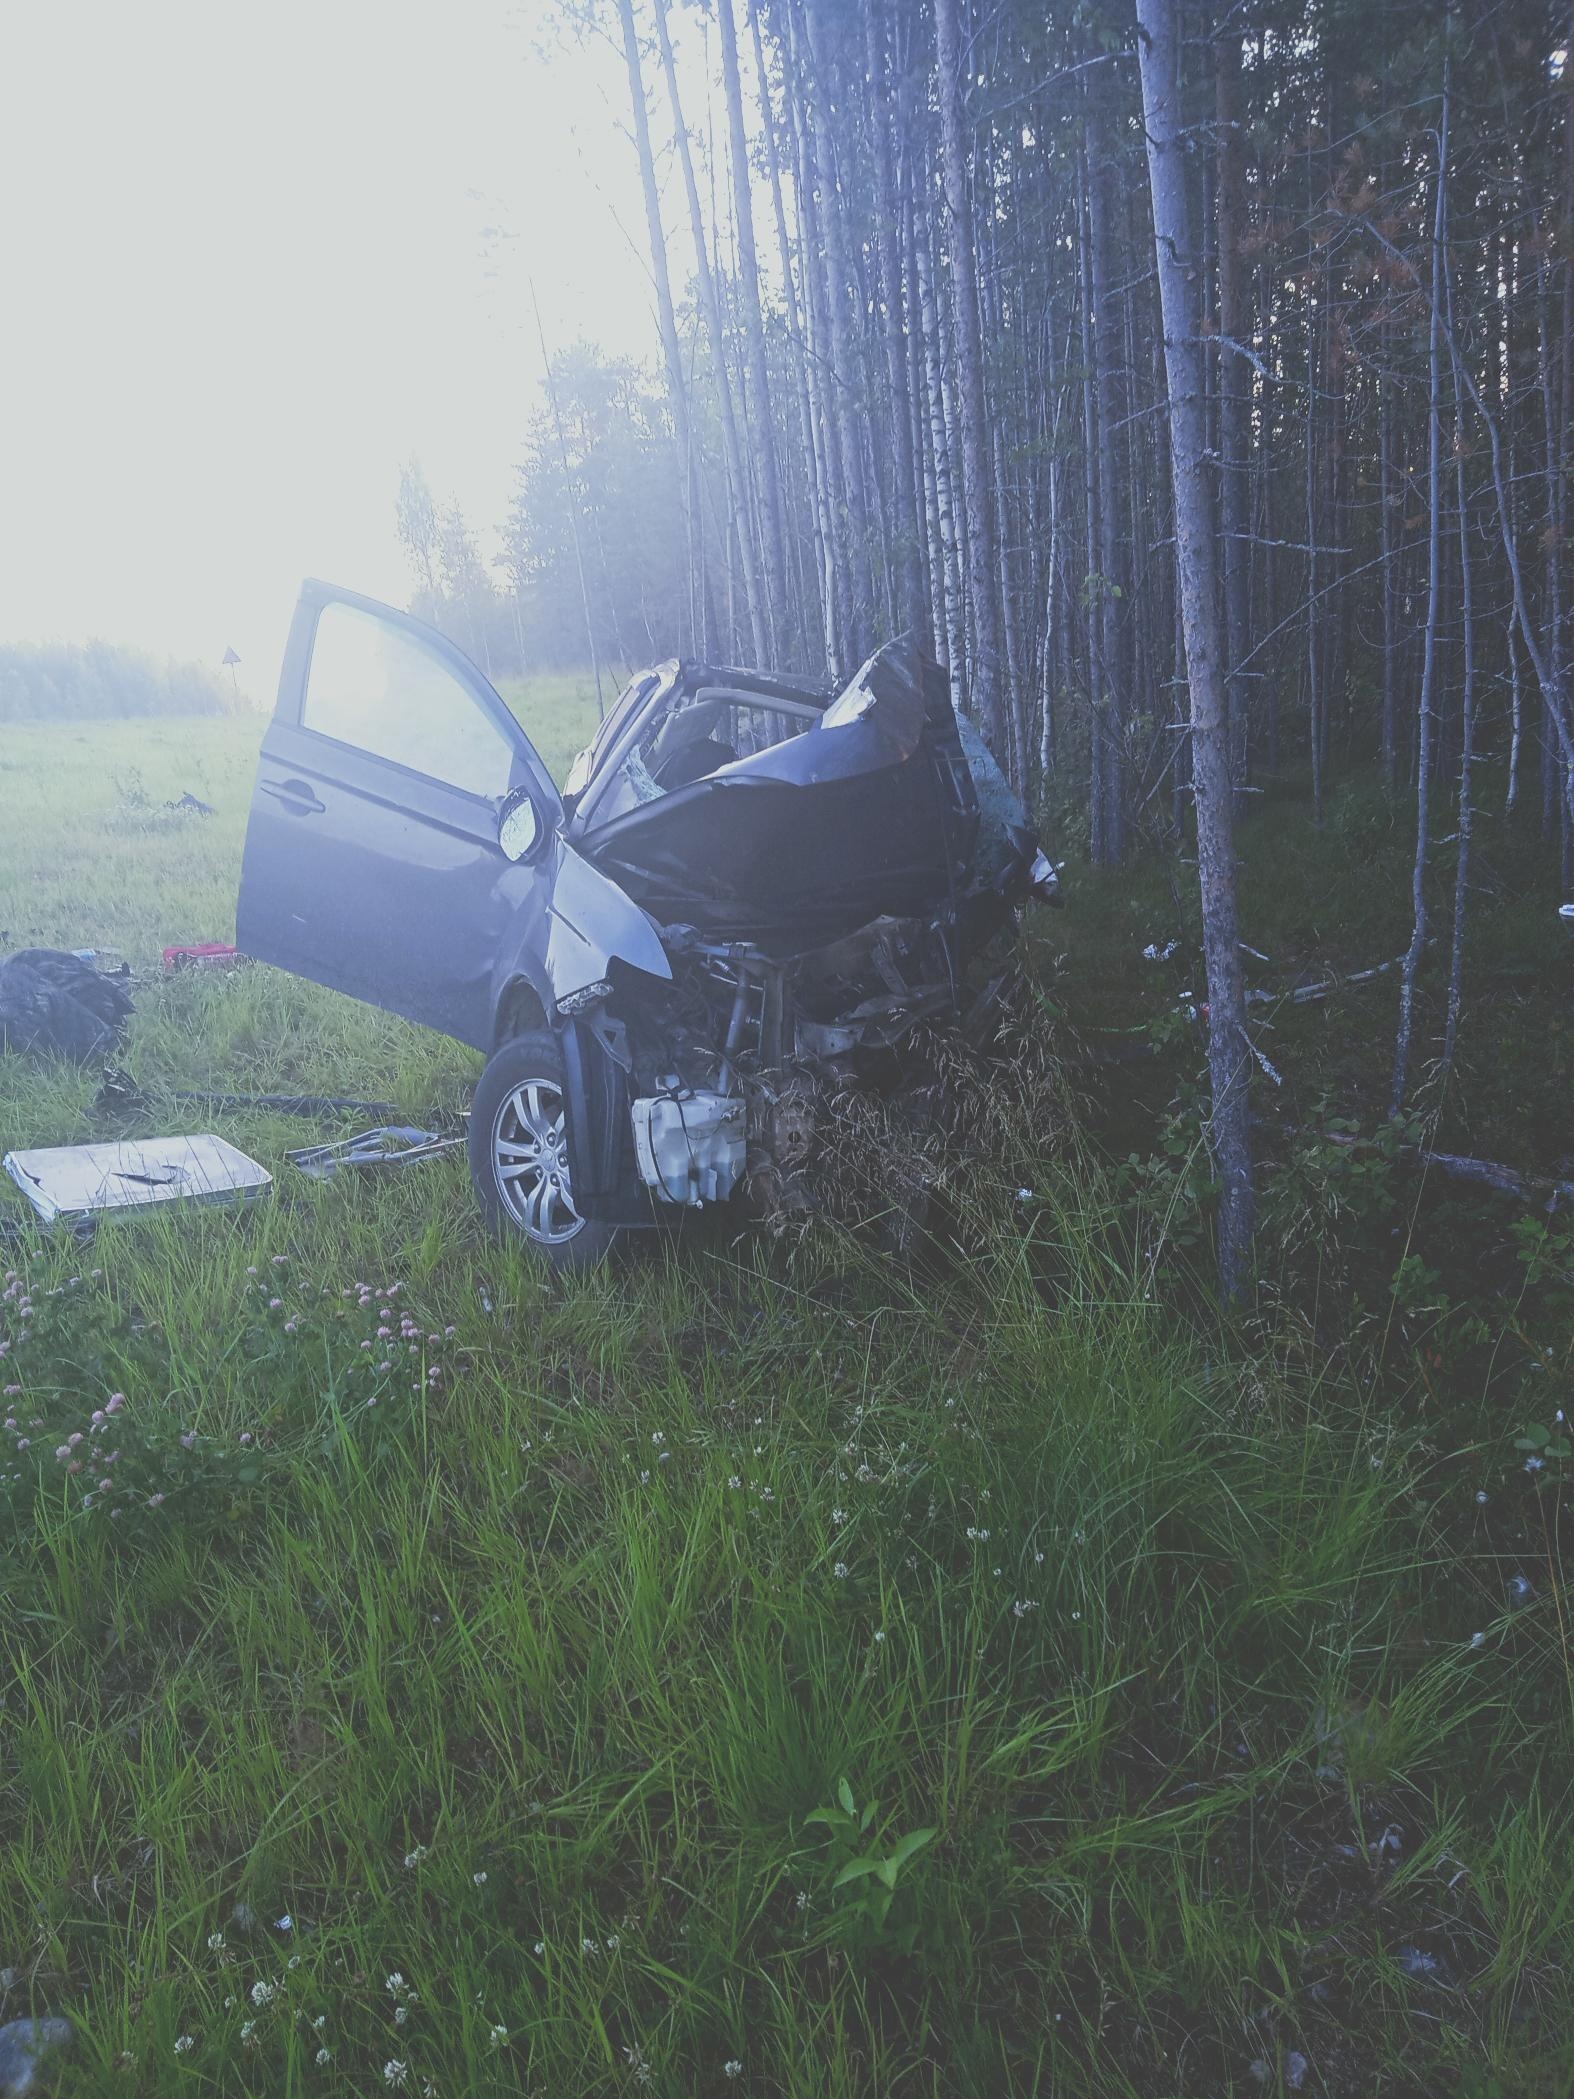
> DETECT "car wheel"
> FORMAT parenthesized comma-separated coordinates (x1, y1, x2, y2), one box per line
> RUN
(469, 1031, 618, 1270)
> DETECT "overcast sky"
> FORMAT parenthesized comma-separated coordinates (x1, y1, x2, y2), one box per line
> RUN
(0, 0, 685, 702)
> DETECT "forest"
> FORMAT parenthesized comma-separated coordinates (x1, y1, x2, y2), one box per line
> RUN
(0, 640, 239, 723)
(396, 0, 1573, 1300)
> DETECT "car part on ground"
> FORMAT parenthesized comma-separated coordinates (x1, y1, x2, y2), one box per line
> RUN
(163, 942, 245, 972)
(3, 1135, 272, 1224)
(285, 1125, 465, 1180)
(236, 584, 1062, 1267)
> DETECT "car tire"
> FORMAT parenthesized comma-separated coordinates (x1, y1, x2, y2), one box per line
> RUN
(469, 1031, 618, 1271)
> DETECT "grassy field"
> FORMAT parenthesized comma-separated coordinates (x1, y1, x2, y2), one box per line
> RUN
(2, 702, 1573, 2096)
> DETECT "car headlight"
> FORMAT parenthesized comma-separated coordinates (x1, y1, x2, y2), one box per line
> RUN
(555, 978, 614, 1017)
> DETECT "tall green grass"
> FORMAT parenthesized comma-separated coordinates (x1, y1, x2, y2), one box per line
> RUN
(2, 717, 1572, 2095)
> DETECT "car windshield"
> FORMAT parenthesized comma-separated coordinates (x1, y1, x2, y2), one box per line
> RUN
(589, 685, 822, 826)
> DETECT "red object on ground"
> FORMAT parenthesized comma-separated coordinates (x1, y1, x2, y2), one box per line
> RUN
(162, 943, 244, 973)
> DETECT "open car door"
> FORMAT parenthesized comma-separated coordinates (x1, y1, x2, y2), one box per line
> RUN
(237, 581, 563, 1049)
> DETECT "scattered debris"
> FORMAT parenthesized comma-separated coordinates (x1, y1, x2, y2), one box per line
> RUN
(162, 942, 243, 972)
(286, 1126, 465, 1180)
(94, 1069, 406, 1123)
(1143, 939, 1179, 962)
(1399, 1945, 1448, 1981)
(0, 2017, 73, 2098)
(4, 1135, 271, 1225)
(0, 949, 134, 1063)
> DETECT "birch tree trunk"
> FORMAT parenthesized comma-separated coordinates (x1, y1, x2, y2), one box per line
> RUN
(932, 0, 1007, 757)
(866, 0, 926, 643)
(614, 0, 701, 656)
(1136, 0, 1255, 1300)
(651, 0, 770, 665)
(717, 0, 790, 655)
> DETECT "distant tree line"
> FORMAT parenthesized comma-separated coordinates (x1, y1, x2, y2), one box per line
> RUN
(393, 0, 1572, 1295)
(0, 640, 240, 723)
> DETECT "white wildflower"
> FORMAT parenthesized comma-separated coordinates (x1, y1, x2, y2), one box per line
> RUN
(316, 2047, 332, 2066)
(206, 1932, 225, 1952)
(403, 1844, 429, 1869)
(174, 2036, 195, 2055)
(250, 1980, 276, 2007)
(724, 2063, 743, 2080)
(488, 2025, 509, 2050)
(472, 1870, 488, 1886)
(383, 2062, 408, 2088)
(833, 1562, 849, 1579)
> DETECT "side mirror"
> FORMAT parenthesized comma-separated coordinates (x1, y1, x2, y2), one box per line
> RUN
(498, 789, 541, 863)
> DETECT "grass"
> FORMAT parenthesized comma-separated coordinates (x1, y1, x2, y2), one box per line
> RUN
(2, 704, 1573, 2096)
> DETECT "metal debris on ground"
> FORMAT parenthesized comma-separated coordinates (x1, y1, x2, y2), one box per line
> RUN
(163, 942, 244, 972)
(3, 1134, 272, 1224)
(285, 1125, 465, 1181)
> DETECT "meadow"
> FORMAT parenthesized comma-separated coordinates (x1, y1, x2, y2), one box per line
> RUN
(1, 691, 1572, 2097)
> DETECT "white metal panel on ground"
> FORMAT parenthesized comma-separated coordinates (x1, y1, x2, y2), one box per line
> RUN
(3, 1135, 271, 1223)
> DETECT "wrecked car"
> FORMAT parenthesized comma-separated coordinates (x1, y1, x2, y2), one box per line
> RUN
(238, 581, 1058, 1266)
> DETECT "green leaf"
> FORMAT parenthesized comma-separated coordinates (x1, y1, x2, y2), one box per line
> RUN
(885, 1826, 938, 1873)
(832, 1856, 884, 1889)
(803, 1808, 851, 1834)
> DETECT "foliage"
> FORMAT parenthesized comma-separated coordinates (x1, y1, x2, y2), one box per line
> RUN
(0, 640, 240, 724)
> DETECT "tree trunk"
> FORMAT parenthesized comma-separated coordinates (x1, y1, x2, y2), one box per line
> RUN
(1136, 0, 1255, 1300)
(614, 0, 700, 656)
(1215, 27, 1249, 781)
(717, 0, 789, 657)
(651, 0, 769, 665)
(932, 0, 1007, 755)
(1392, 69, 1449, 1115)
(865, 0, 926, 643)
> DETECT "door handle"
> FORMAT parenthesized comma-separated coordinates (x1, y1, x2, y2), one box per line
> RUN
(262, 778, 325, 816)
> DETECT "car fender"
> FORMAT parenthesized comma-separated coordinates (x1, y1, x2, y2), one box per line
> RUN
(545, 837, 673, 1005)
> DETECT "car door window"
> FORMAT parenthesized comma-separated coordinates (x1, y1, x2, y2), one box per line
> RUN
(301, 601, 515, 799)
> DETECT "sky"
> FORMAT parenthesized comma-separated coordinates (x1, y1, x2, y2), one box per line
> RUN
(0, 0, 683, 704)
